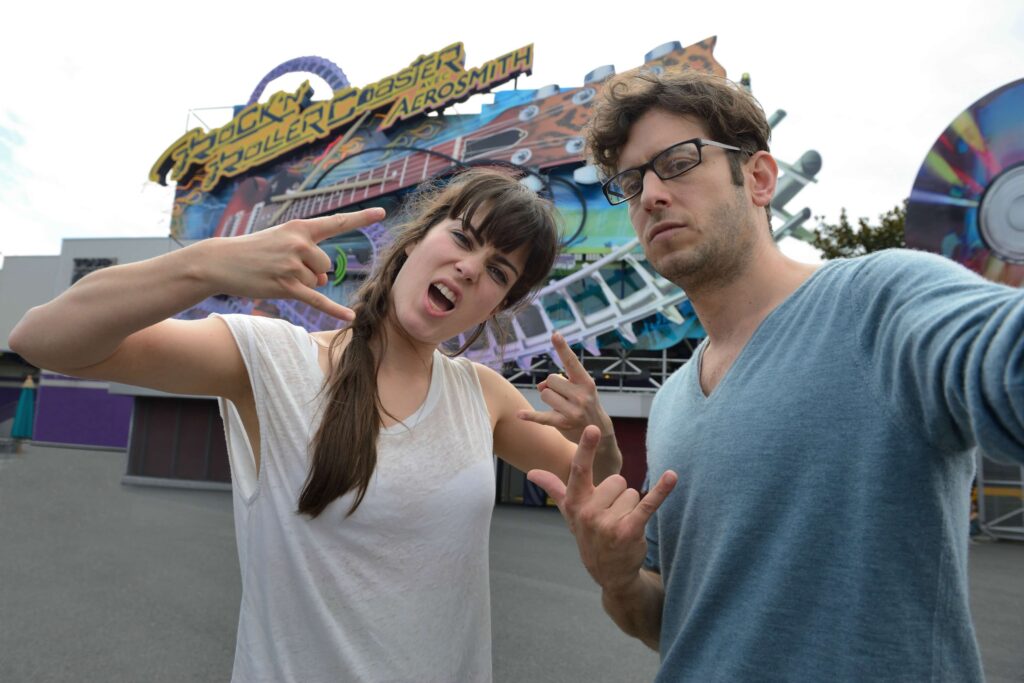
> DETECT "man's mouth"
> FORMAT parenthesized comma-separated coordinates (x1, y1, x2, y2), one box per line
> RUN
(647, 222, 686, 244)
(427, 282, 457, 312)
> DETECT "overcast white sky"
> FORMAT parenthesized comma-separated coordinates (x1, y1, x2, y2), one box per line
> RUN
(1, 1, 1022, 259)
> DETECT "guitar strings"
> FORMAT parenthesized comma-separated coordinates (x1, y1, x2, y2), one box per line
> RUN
(254, 94, 596, 227)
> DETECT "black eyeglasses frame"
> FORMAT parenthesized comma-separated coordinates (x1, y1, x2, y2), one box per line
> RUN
(601, 138, 749, 205)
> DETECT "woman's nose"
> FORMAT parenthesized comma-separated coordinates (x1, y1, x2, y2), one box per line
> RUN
(454, 258, 480, 282)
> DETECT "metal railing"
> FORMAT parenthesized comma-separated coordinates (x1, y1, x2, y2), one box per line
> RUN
(502, 343, 696, 392)
(976, 450, 1024, 541)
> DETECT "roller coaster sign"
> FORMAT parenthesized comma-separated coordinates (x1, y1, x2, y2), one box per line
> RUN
(150, 43, 533, 192)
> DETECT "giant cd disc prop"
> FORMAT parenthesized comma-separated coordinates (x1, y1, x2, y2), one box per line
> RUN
(906, 78, 1024, 286)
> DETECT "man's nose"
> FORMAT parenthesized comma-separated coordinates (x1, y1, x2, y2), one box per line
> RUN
(639, 169, 671, 211)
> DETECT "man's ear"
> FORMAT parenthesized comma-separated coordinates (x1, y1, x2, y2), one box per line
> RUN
(747, 151, 778, 211)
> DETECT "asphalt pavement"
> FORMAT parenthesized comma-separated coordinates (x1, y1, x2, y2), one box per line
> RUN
(1, 445, 1020, 682)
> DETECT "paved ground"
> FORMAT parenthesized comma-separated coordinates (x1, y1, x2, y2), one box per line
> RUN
(1, 444, 1021, 682)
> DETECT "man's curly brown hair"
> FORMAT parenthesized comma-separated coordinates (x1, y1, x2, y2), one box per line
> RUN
(585, 68, 773, 223)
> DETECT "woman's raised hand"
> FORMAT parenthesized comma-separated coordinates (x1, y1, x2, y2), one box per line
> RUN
(207, 207, 385, 321)
(516, 332, 614, 443)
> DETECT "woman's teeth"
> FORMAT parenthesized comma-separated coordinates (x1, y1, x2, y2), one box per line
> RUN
(434, 283, 455, 305)
(429, 283, 455, 311)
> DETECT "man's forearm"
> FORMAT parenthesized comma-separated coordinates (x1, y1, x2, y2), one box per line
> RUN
(601, 569, 664, 651)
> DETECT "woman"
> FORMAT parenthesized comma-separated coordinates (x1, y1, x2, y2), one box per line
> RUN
(10, 169, 621, 682)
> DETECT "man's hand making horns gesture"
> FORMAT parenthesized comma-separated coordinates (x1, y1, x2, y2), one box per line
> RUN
(527, 425, 678, 650)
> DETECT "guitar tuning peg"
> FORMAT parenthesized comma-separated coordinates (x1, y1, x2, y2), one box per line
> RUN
(584, 65, 615, 84)
(644, 41, 682, 63)
(564, 137, 586, 155)
(519, 175, 544, 192)
(572, 165, 601, 185)
(511, 149, 534, 166)
(533, 84, 561, 100)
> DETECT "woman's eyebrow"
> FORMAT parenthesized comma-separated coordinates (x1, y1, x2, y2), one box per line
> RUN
(459, 217, 520, 278)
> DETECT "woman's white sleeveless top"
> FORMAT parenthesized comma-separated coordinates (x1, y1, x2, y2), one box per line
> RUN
(213, 314, 495, 683)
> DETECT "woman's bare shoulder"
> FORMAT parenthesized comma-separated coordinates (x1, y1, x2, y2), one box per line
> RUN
(310, 328, 346, 348)
(471, 361, 525, 404)
(310, 328, 350, 375)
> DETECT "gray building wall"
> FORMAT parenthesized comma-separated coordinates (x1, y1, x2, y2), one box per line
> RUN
(1, 237, 187, 352)
(0, 238, 190, 447)
(0, 255, 60, 351)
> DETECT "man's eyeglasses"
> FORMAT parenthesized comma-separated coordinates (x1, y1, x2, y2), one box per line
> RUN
(602, 138, 748, 205)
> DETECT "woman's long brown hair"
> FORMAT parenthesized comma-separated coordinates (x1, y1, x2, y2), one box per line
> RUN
(298, 169, 559, 518)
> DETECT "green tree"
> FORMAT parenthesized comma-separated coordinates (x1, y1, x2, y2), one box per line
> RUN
(810, 200, 907, 260)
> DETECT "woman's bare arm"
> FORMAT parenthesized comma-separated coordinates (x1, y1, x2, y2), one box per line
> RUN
(478, 333, 622, 484)
(9, 209, 383, 403)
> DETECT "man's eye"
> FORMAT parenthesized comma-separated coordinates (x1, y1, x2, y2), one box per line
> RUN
(661, 156, 696, 175)
(619, 174, 642, 196)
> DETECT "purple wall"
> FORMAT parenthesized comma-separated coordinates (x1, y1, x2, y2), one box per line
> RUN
(33, 375, 133, 448)
(0, 386, 21, 421)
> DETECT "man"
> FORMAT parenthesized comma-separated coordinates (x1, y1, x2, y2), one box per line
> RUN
(528, 69, 1024, 681)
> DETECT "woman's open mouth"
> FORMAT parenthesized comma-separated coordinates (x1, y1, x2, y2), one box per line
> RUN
(427, 282, 456, 313)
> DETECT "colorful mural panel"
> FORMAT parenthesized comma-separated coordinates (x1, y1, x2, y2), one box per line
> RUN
(154, 36, 819, 366)
(161, 37, 724, 250)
